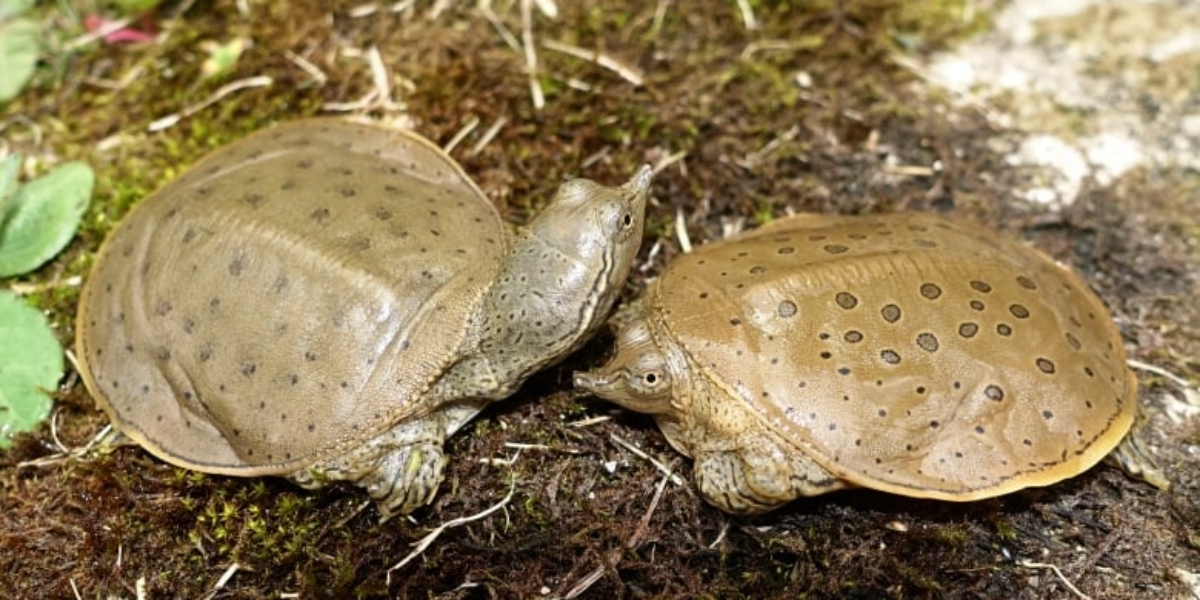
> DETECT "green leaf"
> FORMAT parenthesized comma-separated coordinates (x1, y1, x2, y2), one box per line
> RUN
(0, 0, 35, 20)
(0, 17, 40, 103)
(0, 162, 94, 278)
(0, 290, 62, 448)
(0, 154, 19, 217)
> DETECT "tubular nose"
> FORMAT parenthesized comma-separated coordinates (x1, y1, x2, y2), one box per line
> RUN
(573, 371, 599, 391)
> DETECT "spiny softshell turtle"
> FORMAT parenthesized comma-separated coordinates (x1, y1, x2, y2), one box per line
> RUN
(576, 212, 1147, 514)
(76, 118, 652, 519)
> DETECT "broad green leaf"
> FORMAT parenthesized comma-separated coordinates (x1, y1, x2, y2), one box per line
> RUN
(0, 290, 62, 448)
(0, 17, 40, 103)
(0, 162, 94, 278)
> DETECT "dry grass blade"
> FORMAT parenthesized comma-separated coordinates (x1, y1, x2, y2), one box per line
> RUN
(542, 40, 644, 86)
(148, 76, 273, 132)
(520, 0, 546, 110)
(1018, 560, 1093, 600)
(443, 116, 480, 154)
(608, 433, 686, 487)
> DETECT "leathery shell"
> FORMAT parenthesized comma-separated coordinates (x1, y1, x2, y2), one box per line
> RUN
(76, 119, 504, 475)
(652, 212, 1135, 499)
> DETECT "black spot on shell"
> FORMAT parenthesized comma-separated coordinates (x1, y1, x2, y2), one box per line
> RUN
(849, 233, 867, 240)
(985, 385, 1004, 401)
(969, 280, 992, 293)
(823, 244, 849, 254)
(777, 246, 795, 255)
(1036, 358, 1056, 374)
(1084, 366, 1095, 378)
(304, 351, 317, 362)
(929, 420, 940, 429)
(340, 187, 357, 198)
(310, 208, 331, 223)
(958, 322, 979, 338)
(243, 363, 257, 377)
(974, 425, 985, 434)
(877, 409, 888, 417)
(881, 304, 901, 323)
(374, 207, 393, 220)
(154, 300, 173, 316)
(228, 254, 247, 276)
(729, 318, 742, 326)
(1016, 275, 1037, 290)
(920, 283, 942, 299)
(749, 266, 766, 275)
(970, 300, 985, 311)
(1042, 410, 1054, 420)
(1009, 304, 1030, 319)
(880, 349, 901, 364)
(820, 351, 832, 359)
(844, 330, 863, 343)
(1065, 332, 1082, 350)
(778, 300, 797, 318)
(996, 323, 1012, 337)
(199, 345, 213, 362)
(307, 423, 316, 432)
(838, 367, 851, 376)
(913, 238, 937, 248)
(835, 292, 858, 309)
(809, 235, 827, 241)
(916, 332, 939, 352)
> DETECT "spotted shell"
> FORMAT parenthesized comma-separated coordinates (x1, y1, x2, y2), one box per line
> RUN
(76, 119, 504, 474)
(652, 212, 1135, 499)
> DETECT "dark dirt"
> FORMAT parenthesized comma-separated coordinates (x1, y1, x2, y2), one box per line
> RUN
(2, 1, 1197, 598)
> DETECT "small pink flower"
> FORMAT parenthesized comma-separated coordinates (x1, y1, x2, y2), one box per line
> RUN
(84, 14, 157, 44)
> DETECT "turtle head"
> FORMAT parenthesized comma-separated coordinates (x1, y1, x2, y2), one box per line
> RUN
(526, 164, 652, 310)
(574, 304, 676, 415)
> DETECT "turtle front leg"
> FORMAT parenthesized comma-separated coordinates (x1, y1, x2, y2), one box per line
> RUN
(692, 443, 846, 515)
(289, 404, 482, 521)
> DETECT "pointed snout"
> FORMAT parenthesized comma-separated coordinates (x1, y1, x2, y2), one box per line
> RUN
(625, 164, 654, 196)
(573, 370, 604, 393)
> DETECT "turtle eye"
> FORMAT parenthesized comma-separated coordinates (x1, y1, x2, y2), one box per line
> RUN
(633, 369, 668, 393)
(620, 212, 634, 229)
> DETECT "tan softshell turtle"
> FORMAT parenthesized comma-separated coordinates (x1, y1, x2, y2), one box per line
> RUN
(576, 212, 1156, 514)
(77, 118, 652, 519)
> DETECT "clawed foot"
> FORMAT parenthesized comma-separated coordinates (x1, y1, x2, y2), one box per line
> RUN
(362, 442, 449, 521)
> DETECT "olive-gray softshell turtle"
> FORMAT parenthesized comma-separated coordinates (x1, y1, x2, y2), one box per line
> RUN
(78, 118, 653, 518)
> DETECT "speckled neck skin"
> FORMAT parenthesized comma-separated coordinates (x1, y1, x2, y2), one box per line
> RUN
(432, 167, 653, 402)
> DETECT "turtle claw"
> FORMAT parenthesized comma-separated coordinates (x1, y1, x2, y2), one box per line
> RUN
(365, 443, 449, 521)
